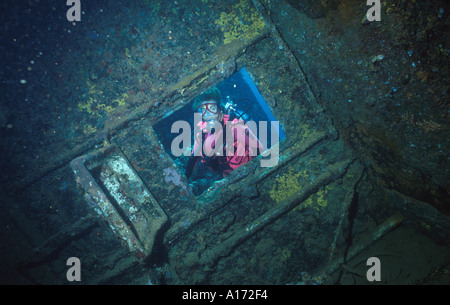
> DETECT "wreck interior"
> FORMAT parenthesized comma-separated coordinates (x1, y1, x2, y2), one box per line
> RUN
(0, 0, 449, 285)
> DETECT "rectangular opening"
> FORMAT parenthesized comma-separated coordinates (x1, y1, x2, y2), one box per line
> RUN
(153, 68, 285, 196)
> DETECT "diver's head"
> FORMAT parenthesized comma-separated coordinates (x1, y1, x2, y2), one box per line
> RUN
(192, 87, 223, 123)
(197, 101, 223, 122)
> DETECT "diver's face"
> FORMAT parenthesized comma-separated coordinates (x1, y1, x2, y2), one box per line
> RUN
(198, 102, 222, 122)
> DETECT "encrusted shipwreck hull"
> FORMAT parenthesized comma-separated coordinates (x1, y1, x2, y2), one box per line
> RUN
(70, 144, 168, 260)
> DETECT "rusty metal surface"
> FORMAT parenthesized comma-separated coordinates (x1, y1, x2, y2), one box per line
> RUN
(1, 0, 448, 285)
(70, 144, 167, 260)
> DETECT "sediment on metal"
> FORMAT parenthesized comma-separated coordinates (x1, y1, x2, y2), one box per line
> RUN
(163, 131, 329, 246)
(69, 144, 168, 260)
(197, 158, 355, 269)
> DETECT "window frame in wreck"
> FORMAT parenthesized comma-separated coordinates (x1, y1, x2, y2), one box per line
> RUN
(151, 68, 286, 198)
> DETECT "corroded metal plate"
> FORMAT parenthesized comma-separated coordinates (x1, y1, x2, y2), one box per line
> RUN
(70, 144, 167, 260)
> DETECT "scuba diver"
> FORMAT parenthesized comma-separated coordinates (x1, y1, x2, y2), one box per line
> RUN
(185, 87, 263, 183)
